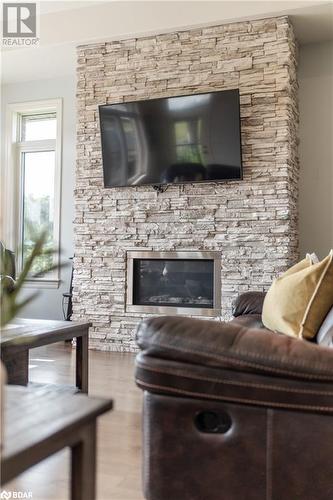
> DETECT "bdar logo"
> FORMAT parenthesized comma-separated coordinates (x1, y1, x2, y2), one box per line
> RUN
(0, 492, 32, 499)
(0, 491, 12, 499)
(3, 3, 36, 37)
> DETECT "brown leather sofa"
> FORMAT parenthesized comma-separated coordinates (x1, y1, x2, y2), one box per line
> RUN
(135, 292, 333, 500)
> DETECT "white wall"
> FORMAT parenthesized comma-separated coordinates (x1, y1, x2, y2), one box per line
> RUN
(1, 75, 76, 319)
(298, 41, 333, 259)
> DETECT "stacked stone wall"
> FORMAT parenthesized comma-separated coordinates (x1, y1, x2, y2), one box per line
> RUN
(74, 16, 299, 351)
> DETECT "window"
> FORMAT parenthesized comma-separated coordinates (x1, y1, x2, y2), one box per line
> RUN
(4, 100, 62, 286)
(174, 120, 203, 164)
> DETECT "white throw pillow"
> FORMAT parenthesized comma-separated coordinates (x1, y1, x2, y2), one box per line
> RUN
(306, 252, 319, 264)
(317, 307, 333, 347)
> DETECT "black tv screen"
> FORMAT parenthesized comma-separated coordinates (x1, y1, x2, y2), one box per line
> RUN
(99, 89, 242, 188)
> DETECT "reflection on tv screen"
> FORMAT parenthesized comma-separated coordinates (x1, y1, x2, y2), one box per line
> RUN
(99, 89, 242, 188)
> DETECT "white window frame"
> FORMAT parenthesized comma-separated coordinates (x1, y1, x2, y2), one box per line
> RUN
(4, 99, 62, 288)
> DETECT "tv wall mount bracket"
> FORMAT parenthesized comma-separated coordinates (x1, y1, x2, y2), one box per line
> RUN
(153, 185, 168, 193)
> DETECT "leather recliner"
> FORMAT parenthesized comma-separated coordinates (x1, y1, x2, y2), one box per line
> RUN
(135, 292, 333, 500)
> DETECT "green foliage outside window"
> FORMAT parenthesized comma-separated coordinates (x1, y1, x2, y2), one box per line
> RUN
(22, 195, 54, 276)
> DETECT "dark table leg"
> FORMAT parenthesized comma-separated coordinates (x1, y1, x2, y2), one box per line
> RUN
(71, 422, 97, 500)
(1, 349, 29, 386)
(76, 333, 88, 393)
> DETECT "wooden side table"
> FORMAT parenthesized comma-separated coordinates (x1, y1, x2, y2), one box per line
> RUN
(0, 319, 90, 393)
(1, 385, 113, 500)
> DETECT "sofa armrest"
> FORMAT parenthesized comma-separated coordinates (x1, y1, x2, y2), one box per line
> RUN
(232, 291, 266, 317)
(135, 316, 333, 413)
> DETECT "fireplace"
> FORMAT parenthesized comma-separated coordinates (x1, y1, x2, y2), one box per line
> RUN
(126, 251, 221, 316)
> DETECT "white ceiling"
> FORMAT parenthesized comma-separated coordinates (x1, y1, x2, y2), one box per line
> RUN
(2, 1, 333, 84)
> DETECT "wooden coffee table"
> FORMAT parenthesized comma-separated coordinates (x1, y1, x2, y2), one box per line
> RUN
(0, 319, 91, 393)
(1, 385, 113, 500)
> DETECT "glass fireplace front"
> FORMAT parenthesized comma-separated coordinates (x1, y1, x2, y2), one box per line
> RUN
(126, 251, 221, 316)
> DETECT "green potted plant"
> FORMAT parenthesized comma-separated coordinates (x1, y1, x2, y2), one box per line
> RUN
(0, 233, 60, 326)
(0, 233, 61, 445)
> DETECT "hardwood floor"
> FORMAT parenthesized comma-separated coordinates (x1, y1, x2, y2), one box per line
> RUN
(5, 343, 145, 500)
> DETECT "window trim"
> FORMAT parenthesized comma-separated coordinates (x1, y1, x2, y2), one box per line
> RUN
(4, 99, 63, 288)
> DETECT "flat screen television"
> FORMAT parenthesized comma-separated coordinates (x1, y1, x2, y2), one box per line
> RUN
(99, 89, 242, 188)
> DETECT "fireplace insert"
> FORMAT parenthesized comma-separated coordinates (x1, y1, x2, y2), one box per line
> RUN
(126, 251, 221, 316)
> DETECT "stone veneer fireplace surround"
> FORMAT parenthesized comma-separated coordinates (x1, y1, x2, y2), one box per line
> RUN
(73, 15, 299, 351)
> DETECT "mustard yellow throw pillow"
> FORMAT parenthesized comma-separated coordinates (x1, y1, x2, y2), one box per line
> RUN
(262, 251, 333, 339)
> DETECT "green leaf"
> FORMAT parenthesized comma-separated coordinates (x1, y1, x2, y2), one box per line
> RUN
(1, 232, 66, 329)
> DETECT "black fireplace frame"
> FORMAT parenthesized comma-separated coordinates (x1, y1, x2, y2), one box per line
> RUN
(126, 251, 221, 317)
